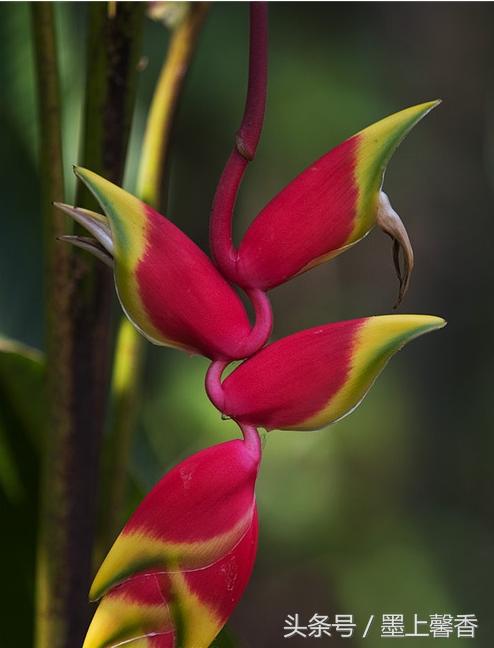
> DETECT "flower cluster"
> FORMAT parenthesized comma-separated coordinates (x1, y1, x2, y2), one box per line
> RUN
(58, 9, 444, 642)
(59, 93, 444, 648)
(59, 96, 444, 648)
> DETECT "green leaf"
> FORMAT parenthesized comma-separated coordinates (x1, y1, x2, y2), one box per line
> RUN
(0, 338, 44, 502)
(0, 338, 45, 648)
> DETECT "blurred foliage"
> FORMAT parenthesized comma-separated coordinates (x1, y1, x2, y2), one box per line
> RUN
(0, 339, 43, 646)
(0, 2, 493, 646)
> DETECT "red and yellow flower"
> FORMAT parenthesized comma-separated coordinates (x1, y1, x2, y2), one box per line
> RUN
(84, 436, 260, 648)
(216, 102, 439, 302)
(211, 315, 445, 431)
(57, 169, 256, 360)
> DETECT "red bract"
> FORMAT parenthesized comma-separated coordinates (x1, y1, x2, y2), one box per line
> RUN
(75, 4, 446, 647)
(212, 315, 445, 431)
(221, 102, 438, 295)
(85, 515, 258, 648)
(84, 436, 260, 648)
(57, 168, 261, 361)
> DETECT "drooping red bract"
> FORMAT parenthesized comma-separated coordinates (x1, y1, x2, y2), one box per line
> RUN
(83, 438, 261, 648)
(134, 203, 253, 359)
(90, 439, 260, 601)
(74, 167, 253, 360)
(220, 319, 361, 429)
(237, 137, 358, 289)
(83, 513, 258, 648)
(219, 315, 446, 431)
(233, 102, 439, 291)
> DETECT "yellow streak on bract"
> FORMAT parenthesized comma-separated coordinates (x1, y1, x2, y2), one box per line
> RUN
(296, 235, 368, 276)
(74, 167, 181, 349)
(169, 571, 223, 648)
(293, 315, 445, 431)
(90, 510, 254, 601)
(293, 102, 439, 279)
(352, 101, 440, 242)
(82, 591, 172, 648)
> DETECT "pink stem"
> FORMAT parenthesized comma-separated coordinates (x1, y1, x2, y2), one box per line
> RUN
(236, 1, 268, 160)
(206, 292, 271, 404)
(205, 363, 262, 460)
(205, 359, 228, 411)
(209, 1, 268, 282)
(236, 287, 272, 357)
(239, 422, 261, 458)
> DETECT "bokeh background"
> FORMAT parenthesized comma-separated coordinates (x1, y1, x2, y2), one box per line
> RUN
(1, 2, 493, 646)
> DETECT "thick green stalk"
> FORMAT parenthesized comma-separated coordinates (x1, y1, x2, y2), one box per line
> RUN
(32, 5, 72, 648)
(33, 4, 144, 647)
(78, 2, 144, 192)
(100, 3, 209, 553)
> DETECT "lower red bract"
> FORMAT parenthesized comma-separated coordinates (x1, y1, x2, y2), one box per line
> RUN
(123, 440, 259, 543)
(186, 509, 259, 619)
(100, 511, 258, 648)
(107, 572, 172, 607)
(147, 635, 175, 648)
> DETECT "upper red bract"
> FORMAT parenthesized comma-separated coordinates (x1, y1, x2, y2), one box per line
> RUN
(236, 136, 358, 290)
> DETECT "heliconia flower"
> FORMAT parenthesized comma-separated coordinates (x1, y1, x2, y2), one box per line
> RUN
(83, 514, 258, 648)
(212, 315, 445, 431)
(56, 168, 255, 360)
(83, 436, 260, 648)
(230, 102, 439, 300)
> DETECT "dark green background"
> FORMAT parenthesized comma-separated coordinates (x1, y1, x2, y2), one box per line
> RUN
(0, 3, 492, 646)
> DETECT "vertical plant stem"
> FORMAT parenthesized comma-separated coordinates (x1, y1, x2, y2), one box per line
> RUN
(209, 1, 268, 280)
(99, 3, 209, 554)
(138, 3, 209, 207)
(32, 5, 71, 648)
(78, 2, 144, 191)
(208, 2, 272, 357)
(33, 3, 144, 648)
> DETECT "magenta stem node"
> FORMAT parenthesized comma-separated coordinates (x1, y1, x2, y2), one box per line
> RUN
(240, 422, 262, 458)
(205, 359, 228, 411)
(238, 287, 272, 357)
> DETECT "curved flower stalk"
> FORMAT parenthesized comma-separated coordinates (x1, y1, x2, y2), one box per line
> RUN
(84, 430, 260, 648)
(207, 315, 445, 431)
(221, 101, 439, 303)
(56, 168, 272, 360)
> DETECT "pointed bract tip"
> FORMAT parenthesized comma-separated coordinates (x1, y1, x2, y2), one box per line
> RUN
(364, 314, 446, 348)
(357, 100, 441, 162)
(425, 98, 442, 109)
(73, 166, 103, 190)
(73, 165, 92, 181)
(409, 98, 441, 121)
(358, 100, 440, 149)
(416, 98, 441, 111)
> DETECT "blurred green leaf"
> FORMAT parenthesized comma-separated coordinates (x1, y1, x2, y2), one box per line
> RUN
(0, 337, 44, 646)
(0, 337, 44, 501)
